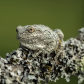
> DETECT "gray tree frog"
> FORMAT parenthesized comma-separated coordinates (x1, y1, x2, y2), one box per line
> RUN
(16, 24, 60, 55)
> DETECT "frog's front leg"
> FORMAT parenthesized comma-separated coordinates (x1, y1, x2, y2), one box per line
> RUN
(53, 28, 65, 66)
(53, 29, 65, 53)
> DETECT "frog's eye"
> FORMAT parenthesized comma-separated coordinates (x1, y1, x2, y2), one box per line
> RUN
(28, 27, 35, 33)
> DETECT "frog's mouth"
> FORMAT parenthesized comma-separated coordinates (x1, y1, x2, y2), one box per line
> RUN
(20, 42, 46, 50)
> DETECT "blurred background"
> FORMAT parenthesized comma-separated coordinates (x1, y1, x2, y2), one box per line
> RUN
(0, 0, 84, 84)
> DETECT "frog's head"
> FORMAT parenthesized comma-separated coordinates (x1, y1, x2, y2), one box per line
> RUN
(16, 24, 59, 53)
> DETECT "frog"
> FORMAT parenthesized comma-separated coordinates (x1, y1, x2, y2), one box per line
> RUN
(16, 24, 60, 55)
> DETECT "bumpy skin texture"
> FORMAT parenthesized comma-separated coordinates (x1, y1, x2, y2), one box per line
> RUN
(16, 24, 60, 54)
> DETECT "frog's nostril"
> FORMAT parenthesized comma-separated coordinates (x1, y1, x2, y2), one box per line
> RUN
(16, 29, 18, 32)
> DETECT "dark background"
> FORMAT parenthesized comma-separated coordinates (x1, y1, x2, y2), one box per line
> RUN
(0, 0, 84, 84)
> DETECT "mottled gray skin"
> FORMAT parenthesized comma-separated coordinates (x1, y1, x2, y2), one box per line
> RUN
(16, 24, 60, 54)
